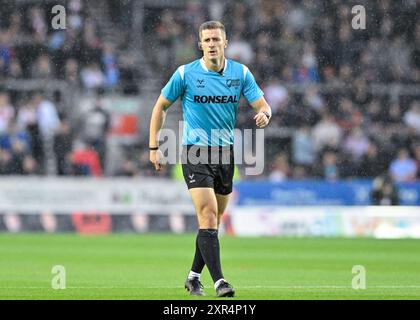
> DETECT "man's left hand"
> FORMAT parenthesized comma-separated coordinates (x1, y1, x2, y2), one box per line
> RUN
(254, 112, 270, 128)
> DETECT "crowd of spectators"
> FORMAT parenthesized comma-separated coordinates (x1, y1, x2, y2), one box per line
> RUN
(0, 89, 111, 176)
(0, 0, 139, 93)
(0, 0, 126, 176)
(0, 0, 419, 182)
(146, 0, 420, 182)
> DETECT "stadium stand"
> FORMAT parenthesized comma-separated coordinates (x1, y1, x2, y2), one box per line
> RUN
(0, 0, 419, 182)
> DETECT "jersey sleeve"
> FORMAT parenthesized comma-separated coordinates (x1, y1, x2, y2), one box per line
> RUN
(161, 66, 185, 102)
(241, 66, 264, 104)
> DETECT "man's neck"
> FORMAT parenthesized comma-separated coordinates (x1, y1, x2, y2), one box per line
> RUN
(203, 56, 225, 72)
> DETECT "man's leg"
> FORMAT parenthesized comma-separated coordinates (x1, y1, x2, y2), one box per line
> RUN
(185, 187, 219, 295)
(188, 191, 229, 278)
(190, 188, 218, 229)
(189, 188, 224, 285)
(187, 189, 216, 279)
(213, 192, 235, 296)
(189, 188, 234, 297)
(215, 193, 230, 227)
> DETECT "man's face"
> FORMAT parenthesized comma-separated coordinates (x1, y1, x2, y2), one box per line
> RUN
(199, 28, 228, 61)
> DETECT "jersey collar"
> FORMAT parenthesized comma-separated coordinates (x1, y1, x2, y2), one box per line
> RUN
(200, 58, 228, 74)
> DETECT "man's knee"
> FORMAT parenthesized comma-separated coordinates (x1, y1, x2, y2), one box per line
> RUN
(197, 205, 217, 226)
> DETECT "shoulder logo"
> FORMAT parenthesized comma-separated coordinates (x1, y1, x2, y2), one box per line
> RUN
(196, 79, 205, 88)
(226, 79, 240, 89)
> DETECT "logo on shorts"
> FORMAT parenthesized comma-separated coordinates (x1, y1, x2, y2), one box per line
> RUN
(188, 174, 195, 183)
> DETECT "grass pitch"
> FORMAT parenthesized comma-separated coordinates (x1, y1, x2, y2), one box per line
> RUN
(0, 234, 419, 300)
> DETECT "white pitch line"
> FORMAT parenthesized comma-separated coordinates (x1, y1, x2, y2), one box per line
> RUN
(1, 285, 420, 289)
(146, 285, 420, 289)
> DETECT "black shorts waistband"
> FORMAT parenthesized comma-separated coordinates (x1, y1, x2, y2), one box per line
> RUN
(181, 145, 234, 165)
(183, 144, 233, 152)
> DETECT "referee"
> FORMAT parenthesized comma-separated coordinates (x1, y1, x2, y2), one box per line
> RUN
(149, 21, 272, 297)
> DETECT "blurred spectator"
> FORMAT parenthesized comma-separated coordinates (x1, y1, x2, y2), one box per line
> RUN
(388, 36, 411, 83)
(101, 43, 119, 89)
(81, 62, 106, 93)
(413, 22, 420, 71)
(0, 31, 12, 74)
(81, 18, 102, 63)
(0, 119, 31, 155)
(387, 103, 403, 126)
(293, 44, 320, 84)
(79, 93, 110, 170)
(28, 6, 47, 43)
(225, 34, 254, 65)
(254, 50, 275, 82)
(317, 150, 339, 181)
(292, 125, 315, 167)
(292, 165, 308, 180)
(64, 58, 80, 85)
(14, 91, 59, 172)
(49, 25, 82, 66)
(403, 101, 420, 134)
(413, 143, 420, 179)
(8, 59, 23, 79)
(263, 77, 289, 114)
(48, 30, 67, 52)
(320, 65, 340, 86)
(311, 113, 342, 151)
(0, 148, 14, 175)
(70, 140, 103, 176)
(335, 97, 362, 131)
(0, 119, 32, 174)
(366, 98, 386, 125)
(154, 10, 182, 72)
(371, 175, 399, 205)
(0, 91, 15, 134)
(358, 141, 388, 178)
(8, 10, 23, 36)
(31, 91, 60, 137)
(389, 148, 417, 182)
(303, 86, 324, 113)
(54, 117, 73, 175)
(68, 0, 84, 31)
(358, 45, 380, 82)
(351, 77, 371, 107)
(17, 96, 43, 169)
(31, 54, 55, 79)
(269, 153, 290, 182)
(343, 127, 370, 161)
(336, 23, 355, 66)
(21, 155, 40, 175)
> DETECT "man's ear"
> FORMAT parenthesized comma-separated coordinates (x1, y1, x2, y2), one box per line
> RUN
(198, 42, 202, 50)
(224, 39, 228, 48)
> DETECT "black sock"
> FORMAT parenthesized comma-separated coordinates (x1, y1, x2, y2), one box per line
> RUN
(197, 229, 224, 283)
(191, 232, 205, 273)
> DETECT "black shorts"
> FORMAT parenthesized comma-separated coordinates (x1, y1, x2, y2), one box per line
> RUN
(181, 145, 234, 195)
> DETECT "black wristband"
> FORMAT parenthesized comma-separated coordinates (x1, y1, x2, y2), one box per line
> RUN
(149, 146, 159, 151)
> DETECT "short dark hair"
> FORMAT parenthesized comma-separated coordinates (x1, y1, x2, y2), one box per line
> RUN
(199, 21, 226, 40)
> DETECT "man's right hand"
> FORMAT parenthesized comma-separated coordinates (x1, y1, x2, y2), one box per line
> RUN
(149, 149, 165, 171)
